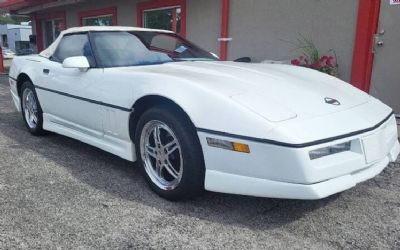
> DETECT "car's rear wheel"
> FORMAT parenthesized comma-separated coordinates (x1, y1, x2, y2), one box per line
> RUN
(21, 82, 45, 135)
(135, 105, 205, 200)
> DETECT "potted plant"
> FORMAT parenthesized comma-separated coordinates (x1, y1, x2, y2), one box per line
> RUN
(290, 35, 339, 77)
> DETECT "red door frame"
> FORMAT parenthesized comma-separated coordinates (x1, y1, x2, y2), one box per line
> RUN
(220, 0, 230, 61)
(0, 0, 53, 12)
(0, 46, 4, 73)
(351, 0, 381, 92)
(78, 6, 118, 26)
(136, 0, 186, 37)
(33, 11, 66, 52)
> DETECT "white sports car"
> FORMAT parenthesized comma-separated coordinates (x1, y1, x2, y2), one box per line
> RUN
(9, 26, 399, 200)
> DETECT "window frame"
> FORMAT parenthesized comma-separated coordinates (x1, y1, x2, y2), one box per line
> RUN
(78, 7, 118, 26)
(137, 0, 186, 37)
(51, 32, 97, 68)
(2, 34, 8, 48)
(88, 30, 216, 69)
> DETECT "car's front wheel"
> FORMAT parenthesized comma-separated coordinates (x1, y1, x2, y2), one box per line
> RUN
(135, 105, 205, 200)
(20, 81, 45, 135)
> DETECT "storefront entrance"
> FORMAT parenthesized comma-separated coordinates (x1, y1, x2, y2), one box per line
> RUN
(42, 18, 64, 48)
(370, 1, 400, 114)
(35, 11, 66, 52)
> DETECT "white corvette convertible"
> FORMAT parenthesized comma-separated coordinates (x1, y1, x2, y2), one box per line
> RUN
(9, 26, 399, 200)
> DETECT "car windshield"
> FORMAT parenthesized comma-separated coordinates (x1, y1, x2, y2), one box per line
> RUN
(91, 31, 218, 67)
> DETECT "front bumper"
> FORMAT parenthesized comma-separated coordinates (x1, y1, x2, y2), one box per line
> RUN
(198, 115, 399, 200)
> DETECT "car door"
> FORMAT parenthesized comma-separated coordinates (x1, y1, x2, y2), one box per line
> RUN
(35, 33, 104, 137)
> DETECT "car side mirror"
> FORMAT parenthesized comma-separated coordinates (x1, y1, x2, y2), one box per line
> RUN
(234, 57, 252, 63)
(62, 56, 90, 72)
(210, 52, 220, 59)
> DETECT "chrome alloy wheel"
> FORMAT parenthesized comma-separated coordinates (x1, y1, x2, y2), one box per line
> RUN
(140, 120, 183, 190)
(22, 88, 38, 129)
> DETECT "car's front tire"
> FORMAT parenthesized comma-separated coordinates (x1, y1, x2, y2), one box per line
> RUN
(134, 105, 205, 201)
(20, 81, 45, 135)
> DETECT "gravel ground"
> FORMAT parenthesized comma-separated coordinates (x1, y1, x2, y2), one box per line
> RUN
(0, 75, 399, 249)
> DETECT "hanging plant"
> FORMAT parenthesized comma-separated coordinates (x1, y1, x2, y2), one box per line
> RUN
(290, 35, 339, 77)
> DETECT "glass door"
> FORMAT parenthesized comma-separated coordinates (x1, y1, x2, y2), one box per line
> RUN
(42, 18, 65, 48)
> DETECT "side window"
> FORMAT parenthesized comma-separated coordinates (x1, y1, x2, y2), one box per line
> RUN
(52, 33, 95, 66)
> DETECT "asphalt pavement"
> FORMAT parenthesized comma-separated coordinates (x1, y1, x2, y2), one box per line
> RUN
(0, 75, 399, 249)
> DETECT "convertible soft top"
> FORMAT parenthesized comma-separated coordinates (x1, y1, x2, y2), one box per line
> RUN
(39, 26, 173, 59)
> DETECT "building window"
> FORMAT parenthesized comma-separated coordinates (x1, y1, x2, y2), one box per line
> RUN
(143, 7, 182, 34)
(137, 0, 186, 37)
(82, 15, 113, 26)
(1, 34, 8, 48)
(78, 7, 117, 26)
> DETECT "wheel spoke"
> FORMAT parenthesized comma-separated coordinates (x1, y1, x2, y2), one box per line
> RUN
(153, 126, 162, 147)
(164, 160, 179, 179)
(29, 114, 35, 124)
(165, 139, 179, 156)
(156, 162, 163, 178)
(31, 101, 37, 111)
(145, 144, 158, 159)
(32, 115, 38, 124)
(26, 99, 31, 110)
(27, 94, 33, 109)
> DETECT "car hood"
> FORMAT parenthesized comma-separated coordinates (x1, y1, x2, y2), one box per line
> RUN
(126, 61, 371, 122)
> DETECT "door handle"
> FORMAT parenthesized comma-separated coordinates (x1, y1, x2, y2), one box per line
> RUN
(43, 69, 50, 75)
(372, 29, 385, 53)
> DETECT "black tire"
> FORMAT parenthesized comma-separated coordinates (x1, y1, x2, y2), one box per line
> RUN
(20, 81, 45, 135)
(134, 105, 205, 201)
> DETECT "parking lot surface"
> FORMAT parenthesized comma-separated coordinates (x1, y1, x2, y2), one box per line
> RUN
(0, 75, 399, 249)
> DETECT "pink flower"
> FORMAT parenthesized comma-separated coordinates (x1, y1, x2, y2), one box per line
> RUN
(326, 56, 334, 67)
(310, 63, 322, 70)
(291, 59, 301, 66)
(319, 56, 328, 62)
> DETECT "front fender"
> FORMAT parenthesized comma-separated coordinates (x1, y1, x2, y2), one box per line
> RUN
(102, 68, 276, 140)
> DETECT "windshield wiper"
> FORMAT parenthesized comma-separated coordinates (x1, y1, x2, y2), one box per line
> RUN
(172, 58, 215, 62)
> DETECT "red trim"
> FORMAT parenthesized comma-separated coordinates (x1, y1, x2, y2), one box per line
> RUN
(0, 0, 54, 12)
(0, 0, 26, 8)
(137, 0, 186, 37)
(35, 11, 66, 20)
(171, 9, 177, 32)
(220, 0, 230, 61)
(351, 0, 381, 92)
(78, 6, 118, 26)
(34, 11, 66, 52)
(0, 46, 4, 73)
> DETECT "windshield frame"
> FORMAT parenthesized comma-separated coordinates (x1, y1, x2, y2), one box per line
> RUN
(88, 30, 219, 68)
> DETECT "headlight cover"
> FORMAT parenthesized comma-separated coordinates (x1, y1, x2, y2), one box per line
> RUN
(309, 141, 351, 160)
